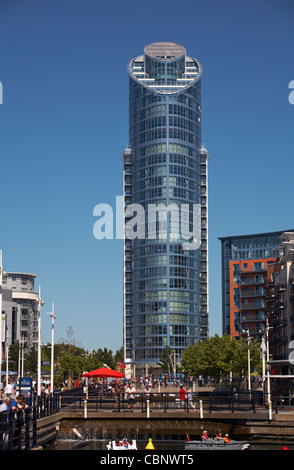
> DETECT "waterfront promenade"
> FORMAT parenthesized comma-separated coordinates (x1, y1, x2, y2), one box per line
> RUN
(2, 384, 294, 449)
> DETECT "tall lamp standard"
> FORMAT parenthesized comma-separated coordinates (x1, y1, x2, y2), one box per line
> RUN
(19, 336, 25, 378)
(243, 329, 251, 391)
(5, 330, 9, 387)
(47, 303, 56, 393)
(0, 250, 3, 385)
(247, 330, 251, 392)
(265, 318, 272, 408)
(0, 251, 6, 390)
(35, 286, 44, 397)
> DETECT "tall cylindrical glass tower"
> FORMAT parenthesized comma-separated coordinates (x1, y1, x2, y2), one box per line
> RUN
(123, 42, 208, 376)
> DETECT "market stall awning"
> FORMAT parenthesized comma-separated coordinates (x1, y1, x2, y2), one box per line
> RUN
(81, 367, 125, 378)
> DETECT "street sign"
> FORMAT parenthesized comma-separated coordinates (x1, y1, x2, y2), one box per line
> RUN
(19, 377, 33, 406)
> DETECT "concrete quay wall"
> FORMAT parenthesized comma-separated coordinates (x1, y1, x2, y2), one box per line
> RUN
(34, 409, 294, 446)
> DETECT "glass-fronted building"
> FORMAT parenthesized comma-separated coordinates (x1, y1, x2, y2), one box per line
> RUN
(123, 42, 209, 376)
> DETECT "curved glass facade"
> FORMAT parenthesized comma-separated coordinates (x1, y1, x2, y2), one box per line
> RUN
(123, 42, 208, 374)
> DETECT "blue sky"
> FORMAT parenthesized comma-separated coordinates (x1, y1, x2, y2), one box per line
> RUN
(0, 0, 293, 352)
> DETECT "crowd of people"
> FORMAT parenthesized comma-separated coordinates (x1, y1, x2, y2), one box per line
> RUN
(0, 377, 55, 402)
(0, 378, 20, 402)
(0, 379, 29, 448)
(88, 378, 200, 411)
(0, 393, 29, 416)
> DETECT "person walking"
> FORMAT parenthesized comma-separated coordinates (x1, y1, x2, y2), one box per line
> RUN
(5, 380, 14, 398)
(113, 380, 122, 411)
(178, 385, 186, 410)
(186, 386, 195, 410)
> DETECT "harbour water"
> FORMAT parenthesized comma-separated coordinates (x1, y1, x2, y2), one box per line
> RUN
(44, 438, 294, 451)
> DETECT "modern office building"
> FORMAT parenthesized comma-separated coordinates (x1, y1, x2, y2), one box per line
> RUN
(219, 230, 293, 341)
(123, 42, 209, 376)
(2, 272, 39, 356)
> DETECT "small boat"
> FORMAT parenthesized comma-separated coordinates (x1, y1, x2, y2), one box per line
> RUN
(185, 438, 249, 450)
(107, 439, 137, 450)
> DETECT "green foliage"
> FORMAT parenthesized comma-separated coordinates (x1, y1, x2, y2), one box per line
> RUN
(7, 326, 123, 385)
(181, 334, 262, 379)
(57, 353, 102, 378)
(114, 346, 123, 365)
(24, 347, 38, 375)
(53, 326, 123, 383)
(8, 341, 20, 371)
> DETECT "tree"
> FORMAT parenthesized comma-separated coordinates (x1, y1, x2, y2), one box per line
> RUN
(94, 348, 116, 370)
(8, 341, 20, 372)
(231, 336, 262, 377)
(24, 347, 38, 375)
(181, 334, 262, 380)
(114, 347, 123, 366)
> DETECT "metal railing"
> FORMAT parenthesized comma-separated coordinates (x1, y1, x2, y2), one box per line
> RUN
(1, 389, 293, 449)
(58, 389, 267, 415)
(0, 393, 60, 450)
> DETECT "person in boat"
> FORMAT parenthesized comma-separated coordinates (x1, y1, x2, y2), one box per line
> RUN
(216, 432, 225, 440)
(122, 437, 129, 448)
(224, 434, 230, 444)
(201, 430, 210, 441)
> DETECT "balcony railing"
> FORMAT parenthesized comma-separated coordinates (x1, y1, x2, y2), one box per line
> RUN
(240, 290, 265, 298)
(240, 268, 266, 274)
(240, 279, 265, 286)
(240, 303, 266, 310)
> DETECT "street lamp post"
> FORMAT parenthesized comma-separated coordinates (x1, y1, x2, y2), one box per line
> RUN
(0, 250, 3, 388)
(0, 251, 7, 392)
(21, 336, 24, 377)
(247, 331, 251, 392)
(265, 318, 271, 408)
(18, 339, 20, 379)
(47, 302, 56, 392)
(6, 330, 9, 387)
(18, 336, 25, 379)
(243, 329, 251, 391)
(36, 286, 44, 397)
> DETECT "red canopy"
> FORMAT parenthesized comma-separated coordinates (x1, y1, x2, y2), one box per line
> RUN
(82, 367, 125, 378)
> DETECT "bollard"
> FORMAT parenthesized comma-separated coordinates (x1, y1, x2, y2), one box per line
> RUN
(84, 400, 87, 419)
(146, 399, 150, 418)
(199, 400, 203, 419)
(268, 400, 272, 421)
